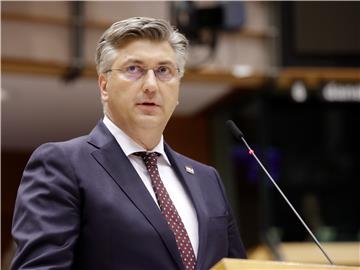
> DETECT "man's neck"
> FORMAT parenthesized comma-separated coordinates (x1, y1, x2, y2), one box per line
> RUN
(125, 128, 162, 151)
(104, 114, 163, 151)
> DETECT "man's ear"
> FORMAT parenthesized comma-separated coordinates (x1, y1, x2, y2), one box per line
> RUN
(98, 73, 108, 102)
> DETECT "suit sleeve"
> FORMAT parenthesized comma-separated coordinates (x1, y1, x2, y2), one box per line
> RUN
(213, 169, 247, 259)
(11, 143, 80, 270)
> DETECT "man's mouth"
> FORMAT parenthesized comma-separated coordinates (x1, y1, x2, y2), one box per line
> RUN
(141, 102, 156, 105)
(136, 102, 160, 113)
(137, 102, 159, 107)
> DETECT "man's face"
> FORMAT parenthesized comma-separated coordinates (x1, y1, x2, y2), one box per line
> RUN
(99, 39, 180, 135)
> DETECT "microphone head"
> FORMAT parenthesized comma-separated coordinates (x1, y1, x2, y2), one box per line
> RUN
(226, 120, 244, 140)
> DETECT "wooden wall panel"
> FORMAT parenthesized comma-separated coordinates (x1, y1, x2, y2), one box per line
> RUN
(165, 113, 211, 166)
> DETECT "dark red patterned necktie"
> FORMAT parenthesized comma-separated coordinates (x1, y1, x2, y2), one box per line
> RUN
(135, 152, 196, 270)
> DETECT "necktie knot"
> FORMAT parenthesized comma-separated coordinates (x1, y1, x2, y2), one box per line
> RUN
(134, 152, 160, 168)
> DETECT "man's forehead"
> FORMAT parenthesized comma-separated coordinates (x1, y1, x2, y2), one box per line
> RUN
(112, 39, 176, 64)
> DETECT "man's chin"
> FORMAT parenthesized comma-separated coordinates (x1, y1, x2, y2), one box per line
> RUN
(136, 115, 164, 129)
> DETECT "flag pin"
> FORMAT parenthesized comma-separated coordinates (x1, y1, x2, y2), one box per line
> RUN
(185, 166, 194, 174)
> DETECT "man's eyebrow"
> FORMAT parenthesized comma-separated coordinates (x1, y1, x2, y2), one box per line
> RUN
(157, 60, 177, 67)
(121, 59, 145, 66)
(121, 58, 177, 67)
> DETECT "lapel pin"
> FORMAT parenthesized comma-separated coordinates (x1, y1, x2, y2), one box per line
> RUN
(185, 166, 194, 174)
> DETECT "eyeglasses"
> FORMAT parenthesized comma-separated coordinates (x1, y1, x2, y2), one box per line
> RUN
(106, 64, 180, 82)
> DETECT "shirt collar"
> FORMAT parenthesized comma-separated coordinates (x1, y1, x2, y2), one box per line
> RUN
(103, 115, 171, 165)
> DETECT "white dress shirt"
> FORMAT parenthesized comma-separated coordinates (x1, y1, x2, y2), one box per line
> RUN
(103, 116, 199, 256)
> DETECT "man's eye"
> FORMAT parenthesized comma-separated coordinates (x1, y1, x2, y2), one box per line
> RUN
(157, 66, 171, 74)
(126, 65, 142, 74)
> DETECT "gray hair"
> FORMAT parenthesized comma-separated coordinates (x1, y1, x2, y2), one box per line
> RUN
(95, 17, 189, 77)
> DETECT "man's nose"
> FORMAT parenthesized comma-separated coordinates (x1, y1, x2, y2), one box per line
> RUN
(142, 69, 159, 93)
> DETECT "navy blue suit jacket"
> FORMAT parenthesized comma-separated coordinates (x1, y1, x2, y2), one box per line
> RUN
(11, 121, 246, 270)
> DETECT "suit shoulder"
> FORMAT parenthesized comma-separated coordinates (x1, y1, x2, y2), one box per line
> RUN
(31, 135, 89, 160)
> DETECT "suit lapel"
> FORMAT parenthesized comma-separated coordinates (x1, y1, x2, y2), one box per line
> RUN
(87, 122, 184, 269)
(165, 144, 209, 270)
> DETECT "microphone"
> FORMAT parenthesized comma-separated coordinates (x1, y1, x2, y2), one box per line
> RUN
(226, 120, 335, 265)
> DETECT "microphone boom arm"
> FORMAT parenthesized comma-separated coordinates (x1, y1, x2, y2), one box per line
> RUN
(226, 119, 335, 265)
(241, 136, 335, 265)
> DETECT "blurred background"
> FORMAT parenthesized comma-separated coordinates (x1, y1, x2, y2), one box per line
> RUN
(1, 1, 360, 268)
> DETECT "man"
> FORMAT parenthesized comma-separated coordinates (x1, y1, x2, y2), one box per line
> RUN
(11, 17, 246, 270)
